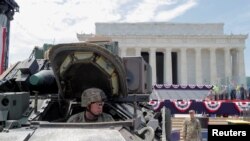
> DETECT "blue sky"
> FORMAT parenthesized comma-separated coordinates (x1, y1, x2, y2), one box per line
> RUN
(9, 0, 250, 76)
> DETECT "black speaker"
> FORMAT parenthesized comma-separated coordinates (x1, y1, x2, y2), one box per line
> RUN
(123, 57, 152, 94)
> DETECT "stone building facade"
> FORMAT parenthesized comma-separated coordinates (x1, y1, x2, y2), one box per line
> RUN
(77, 23, 248, 86)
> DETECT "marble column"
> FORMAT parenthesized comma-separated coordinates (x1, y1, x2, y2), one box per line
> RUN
(149, 48, 157, 84)
(135, 47, 141, 56)
(224, 47, 232, 83)
(210, 48, 217, 85)
(180, 48, 187, 84)
(231, 49, 238, 81)
(195, 48, 202, 84)
(120, 47, 127, 57)
(237, 48, 246, 85)
(164, 48, 172, 84)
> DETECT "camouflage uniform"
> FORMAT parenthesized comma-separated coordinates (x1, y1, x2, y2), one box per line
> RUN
(182, 118, 201, 141)
(67, 112, 114, 122)
(67, 87, 114, 123)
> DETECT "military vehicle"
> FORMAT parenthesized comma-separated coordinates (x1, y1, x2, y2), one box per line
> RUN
(0, 37, 172, 141)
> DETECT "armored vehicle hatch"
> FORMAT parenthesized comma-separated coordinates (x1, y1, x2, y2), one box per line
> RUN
(48, 42, 127, 99)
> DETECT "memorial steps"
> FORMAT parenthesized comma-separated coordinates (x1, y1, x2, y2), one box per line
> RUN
(171, 117, 239, 131)
(153, 89, 209, 100)
(171, 117, 238, 141)
(208, 117, 231, 125)
(152, 84, 212, 100)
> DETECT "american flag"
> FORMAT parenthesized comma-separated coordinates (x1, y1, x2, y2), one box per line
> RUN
(0, 27, 7, 75)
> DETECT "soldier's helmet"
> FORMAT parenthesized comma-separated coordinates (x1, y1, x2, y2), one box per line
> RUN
(81, 88, 107, 107)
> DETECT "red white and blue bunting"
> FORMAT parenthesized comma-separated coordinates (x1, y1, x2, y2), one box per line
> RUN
(154, 84, 213, 90)
(148, 100, 163, 111)
(203, 101, 222, 113)
(233, 101, 250, 112)
(155, 84, 164, 89)
(163, 84, 172, 88)
(172, 100, 192, 112)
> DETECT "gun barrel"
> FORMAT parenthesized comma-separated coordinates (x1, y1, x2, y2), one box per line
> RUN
(29, 70, 57, 93)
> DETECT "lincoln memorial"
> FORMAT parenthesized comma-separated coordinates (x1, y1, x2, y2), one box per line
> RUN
(77, 23, 248, 86)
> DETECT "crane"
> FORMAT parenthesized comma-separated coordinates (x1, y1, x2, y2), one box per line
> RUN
(0, 0, 19, 74)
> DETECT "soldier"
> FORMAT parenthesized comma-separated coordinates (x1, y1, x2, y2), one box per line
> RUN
(182, 110, 201, 141)
(67, 88, 114, 122)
